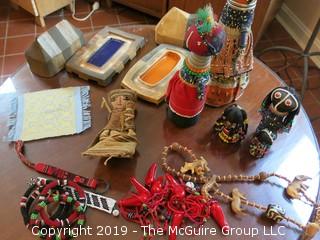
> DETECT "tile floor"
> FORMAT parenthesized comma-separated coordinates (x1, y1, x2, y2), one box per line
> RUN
(0, 0, 157, 81)
(0, 1, 319, 143)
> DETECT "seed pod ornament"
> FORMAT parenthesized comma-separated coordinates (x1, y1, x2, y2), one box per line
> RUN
(166, 5, 225, 127)
(213, 104, 248, 143)
(206, 0, 257, 107)
(249, 87, 301, 158)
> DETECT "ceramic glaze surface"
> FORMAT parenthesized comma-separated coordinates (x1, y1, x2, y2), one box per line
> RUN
(140, 51, 181, 86)
(87, 38, 125, 67)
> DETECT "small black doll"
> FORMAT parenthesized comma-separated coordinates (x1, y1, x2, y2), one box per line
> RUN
(213, 104, 248, 143)
(257, 87, 300, 133)
(249, 128, 277, 158)
(250, 87, 301, 158)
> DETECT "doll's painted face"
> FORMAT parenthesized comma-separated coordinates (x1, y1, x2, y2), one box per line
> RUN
(111, 94, 132, 109)
(270, 88, 299, 115)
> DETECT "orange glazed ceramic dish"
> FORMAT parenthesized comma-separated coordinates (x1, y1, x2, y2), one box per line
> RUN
(121, 44, 188, 104)
(140, 51, 181, 86)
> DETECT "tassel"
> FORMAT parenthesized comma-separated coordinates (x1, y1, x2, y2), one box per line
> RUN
(5, 96, 18, 141)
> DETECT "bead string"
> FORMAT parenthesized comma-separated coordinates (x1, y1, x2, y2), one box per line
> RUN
(161, 142, 319, 234)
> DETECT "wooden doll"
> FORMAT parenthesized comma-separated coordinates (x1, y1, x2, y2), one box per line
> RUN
(166, 5, 225, 127)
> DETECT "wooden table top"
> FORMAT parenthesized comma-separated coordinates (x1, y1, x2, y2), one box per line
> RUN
(0, 25, 319, 240)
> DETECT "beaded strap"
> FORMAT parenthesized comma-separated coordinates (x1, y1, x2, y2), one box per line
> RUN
(37, 177, 119, 216)
(15, 141, 109, 193)
(66, 185, 118, 216)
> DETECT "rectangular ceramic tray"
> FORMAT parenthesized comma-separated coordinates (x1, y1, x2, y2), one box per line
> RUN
(66, 27, 144, 86)
(121, 44, 188, 104)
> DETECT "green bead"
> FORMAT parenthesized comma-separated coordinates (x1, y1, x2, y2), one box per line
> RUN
(38, 201, 46, 208)
(30, 213, 38, 220)
(53, 194, 59, 202)
(77, 206, 83, 212)
(77, 219, 85, 225)
(67, 196, 73, 203)
(55, 235, 61, 240)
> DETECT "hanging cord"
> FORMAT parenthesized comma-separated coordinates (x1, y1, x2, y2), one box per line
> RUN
(15, 140, 35, 169)
(71, 0, 100, 22)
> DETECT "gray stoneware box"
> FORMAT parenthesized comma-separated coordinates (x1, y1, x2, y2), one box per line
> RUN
(25, 20, 85, 77)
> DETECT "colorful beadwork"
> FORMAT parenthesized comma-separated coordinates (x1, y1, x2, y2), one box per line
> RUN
(249, 128, 276, 158)
(250, 87, 301, 158)
(207, 0, 257, 107)
(166, 5, 225, 127)
(213, 104, 248, 143)
(20, 178, 86, 240)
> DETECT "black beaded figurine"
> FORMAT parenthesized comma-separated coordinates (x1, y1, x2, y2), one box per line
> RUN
(213, 104, 248, 143)
(249, 128, 276, 158)
(250, 87, 301, 158)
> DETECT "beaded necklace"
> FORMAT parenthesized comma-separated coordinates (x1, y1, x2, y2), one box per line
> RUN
(21, 178, 86, 240)
(161, 142, 320, 240)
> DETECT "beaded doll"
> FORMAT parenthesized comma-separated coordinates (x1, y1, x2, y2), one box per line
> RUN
(213, 104, 248, 143)
(250, 87, 300, 158)
(166, 5, 225, 127)
(206, 0, 257, 107)
(257, 87, 300, 133)
(249, 128, 276, 158)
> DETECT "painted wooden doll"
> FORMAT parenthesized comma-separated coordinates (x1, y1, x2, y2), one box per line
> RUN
(166, 5, 225, 127)
(206, 0, 257, 107)
(249, 87, 301, 158)
(213, 104, 248, 143)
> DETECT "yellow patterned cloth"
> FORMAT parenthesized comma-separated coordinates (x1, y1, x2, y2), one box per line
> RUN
(6, 86, 91, 141)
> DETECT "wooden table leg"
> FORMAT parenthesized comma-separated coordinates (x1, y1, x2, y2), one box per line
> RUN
(35, 15, 46, 27)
